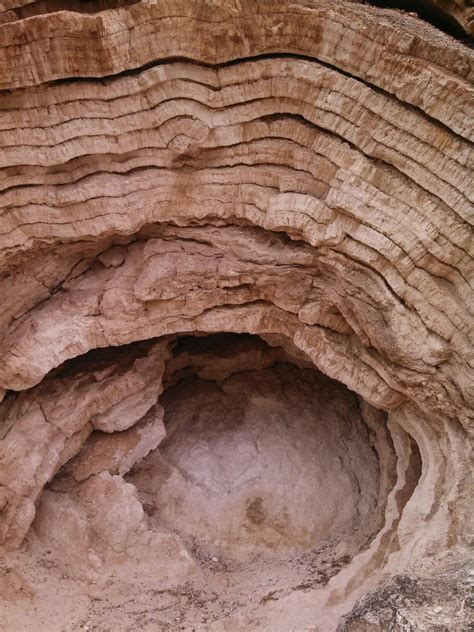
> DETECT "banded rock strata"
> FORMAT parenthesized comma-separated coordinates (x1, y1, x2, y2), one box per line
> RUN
(0, 1, 472, 630)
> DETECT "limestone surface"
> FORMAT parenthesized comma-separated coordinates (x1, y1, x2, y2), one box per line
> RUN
(0, 1, 472, 630)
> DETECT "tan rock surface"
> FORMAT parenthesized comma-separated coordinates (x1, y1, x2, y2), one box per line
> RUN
(0, 0, 472, 630)
(131, 364, 380, 562)
(0, 339, 170, 548)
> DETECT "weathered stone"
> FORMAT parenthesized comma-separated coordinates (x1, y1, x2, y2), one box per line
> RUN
(0, 0, 471, 629)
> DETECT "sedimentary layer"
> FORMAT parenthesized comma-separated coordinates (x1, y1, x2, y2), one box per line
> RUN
(0, 1, 472, 630)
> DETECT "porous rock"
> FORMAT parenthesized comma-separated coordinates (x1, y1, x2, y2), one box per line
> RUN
(0, 1, 472, 630)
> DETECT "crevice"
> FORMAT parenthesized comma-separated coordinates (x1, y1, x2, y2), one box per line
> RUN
(2, 51, 466, 144)
(361, 0, 472, 44)
(8, 0, 140, 21)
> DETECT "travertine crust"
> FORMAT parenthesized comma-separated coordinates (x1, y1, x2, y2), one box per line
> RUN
(0, 1, 472, 630)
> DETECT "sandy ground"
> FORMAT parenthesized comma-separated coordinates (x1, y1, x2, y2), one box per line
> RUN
(1, 533, 472, 631)
(0, 529, 361, 632)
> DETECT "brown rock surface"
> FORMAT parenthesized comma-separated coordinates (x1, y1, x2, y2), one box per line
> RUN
(0, 1, 472, 630)
(130, 364, 381, 562)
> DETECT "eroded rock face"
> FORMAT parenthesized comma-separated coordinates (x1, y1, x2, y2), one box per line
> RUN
(0, 339, 170, 549)
(132, 363, 380, 562)
(0, 0, 472, 630)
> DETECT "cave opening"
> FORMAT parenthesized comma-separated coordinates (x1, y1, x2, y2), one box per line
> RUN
(0, 0, 470, 627)
(126, 332, 383, 565)
(34, 331, 392, 595)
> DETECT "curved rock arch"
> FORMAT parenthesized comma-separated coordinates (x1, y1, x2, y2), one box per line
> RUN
(0, 1, 472, 629)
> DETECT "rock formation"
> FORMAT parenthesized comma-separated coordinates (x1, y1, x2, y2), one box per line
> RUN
(0, 1, 472, 630)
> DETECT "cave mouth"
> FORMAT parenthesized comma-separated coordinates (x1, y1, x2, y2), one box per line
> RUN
(36, 332, 386, 574)
(7, 330, 403, 628)
(126, 332, 383, 565)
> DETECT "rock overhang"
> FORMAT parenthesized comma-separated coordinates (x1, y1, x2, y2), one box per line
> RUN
(0, 1, 472, 629)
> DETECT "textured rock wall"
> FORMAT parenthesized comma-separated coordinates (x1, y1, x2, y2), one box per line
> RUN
(0, 0, 472, 629)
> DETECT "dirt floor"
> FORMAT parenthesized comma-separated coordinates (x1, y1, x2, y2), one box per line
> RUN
(1, 533, 472, 631)
(0, 529, 362, 631)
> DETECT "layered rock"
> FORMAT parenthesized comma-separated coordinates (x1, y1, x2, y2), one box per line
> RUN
(0, 0, 472, 630)
(0, 339, 170, 548)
